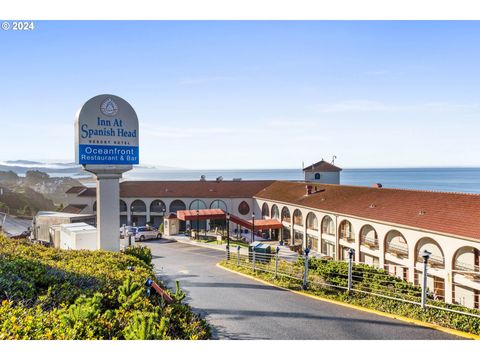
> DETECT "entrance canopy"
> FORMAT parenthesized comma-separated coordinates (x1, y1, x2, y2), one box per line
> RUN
(176, 209, 226, 221)
(176, 209, 282, 230)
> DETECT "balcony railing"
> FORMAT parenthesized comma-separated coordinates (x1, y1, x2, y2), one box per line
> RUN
(386, 242, 408, 258)
(282, 217, 291, 223)
(454, 261, 480, 281)
(416, 253, 444, 268)
(361, 235, 379, 249)
(340, 230, 355, 242)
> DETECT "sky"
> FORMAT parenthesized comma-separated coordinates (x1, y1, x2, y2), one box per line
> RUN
(1, 21, 480, 169)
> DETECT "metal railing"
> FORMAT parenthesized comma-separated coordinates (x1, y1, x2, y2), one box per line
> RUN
(340, 230, 355, 242)
(386, 242, 409, 258)
(225, 246, 480, 319)
(360, 235, 379, 248)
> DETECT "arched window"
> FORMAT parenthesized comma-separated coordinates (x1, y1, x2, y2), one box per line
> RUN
(416, 237, 444, 269)
(281, 207, 291, 222)
(293, 209, 303, 226)
(120, 200, 127, 212)
(339, 220, 354, 241)
(385, 230, 408, 258)
(306, 212, 318, 231)
(315, 173, 321, 180)
(130, 200, 146, 213)
(262, 203, 270, 218)
(238, 201, 250, 215)
(169, 199, 186, 213)
(150, 199, 166, 213)
(271, 205, 280, 219)
(453, 246, 480, 272)
(321, 215, 335, 235)
(360, 224, 378, 248)
(210, 199, 227, 212)
(189, 199, 207, 210)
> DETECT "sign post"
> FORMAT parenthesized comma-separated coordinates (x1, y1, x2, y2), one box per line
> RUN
(75, 94, 139, 251)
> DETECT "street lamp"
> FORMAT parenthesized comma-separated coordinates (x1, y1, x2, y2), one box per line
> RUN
(251, 212, 255, 243)
(226, 212, 230, 260)
(196, 209, 199, 240)
(130, 205, 135, 226)
(421, 249, 431, 308)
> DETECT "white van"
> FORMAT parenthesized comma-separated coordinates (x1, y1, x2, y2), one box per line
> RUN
(134, 226, 161, 241)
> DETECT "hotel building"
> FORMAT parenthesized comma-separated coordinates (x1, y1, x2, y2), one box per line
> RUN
(64, 160, 480, 309)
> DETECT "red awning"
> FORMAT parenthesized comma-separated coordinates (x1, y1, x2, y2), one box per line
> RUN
(176, 209, 226, 221)
(229, 214, 282, 230)
(176, 209, 283, 230)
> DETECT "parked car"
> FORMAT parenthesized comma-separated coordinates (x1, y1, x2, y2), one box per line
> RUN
(134, 226, 161, 241)
(120, 226, 137, 239)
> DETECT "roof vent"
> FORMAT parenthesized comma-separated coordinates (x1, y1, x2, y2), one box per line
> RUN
(216, 176, 223, 182)
(418, 210, 426, 215)
(369, 203, 376, 208)
(209, 189, 214, 192)
(373, 183, 383, 188)
(306, 185, 313, 195)
(200, 175, 206, 181)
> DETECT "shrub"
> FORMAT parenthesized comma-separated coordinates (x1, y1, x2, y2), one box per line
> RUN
(0, 235, 210, 339)
(121, 245, 153, 267)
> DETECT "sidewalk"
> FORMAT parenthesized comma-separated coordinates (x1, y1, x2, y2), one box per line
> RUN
(163, 234, 299, 261)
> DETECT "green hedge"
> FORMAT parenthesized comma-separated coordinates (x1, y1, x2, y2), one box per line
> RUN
(0, 236, 210, 339)
(221, 258, 480, 336)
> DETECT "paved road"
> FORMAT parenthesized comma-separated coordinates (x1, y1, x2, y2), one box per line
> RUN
(146, 239, 461, 340)
(0, 213, 31, 236)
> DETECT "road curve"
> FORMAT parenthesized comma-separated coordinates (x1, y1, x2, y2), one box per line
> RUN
(146, 239, 461, 340)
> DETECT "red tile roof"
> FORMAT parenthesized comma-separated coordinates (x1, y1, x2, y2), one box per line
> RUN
(303, 160, 342, 172)
(61, 204, 88, 214)
(66, 186, 87, 194)
(254, 181, 480, 241)
(77, 180, 275, 198)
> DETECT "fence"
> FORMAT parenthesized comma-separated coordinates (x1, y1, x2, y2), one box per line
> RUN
(225, 246, 480, 320)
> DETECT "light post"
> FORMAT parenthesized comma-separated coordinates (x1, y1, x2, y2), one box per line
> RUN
(226, 212, 230, 260)
(421, 249, 431, 309)
(196, 209, 199, 240)
(251, 212, 255, 243)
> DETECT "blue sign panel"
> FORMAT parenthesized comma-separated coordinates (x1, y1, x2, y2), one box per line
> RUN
(78, 144, 139, 165)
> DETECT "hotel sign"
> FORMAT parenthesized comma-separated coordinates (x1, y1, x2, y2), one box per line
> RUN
(75, 94, 139, 165)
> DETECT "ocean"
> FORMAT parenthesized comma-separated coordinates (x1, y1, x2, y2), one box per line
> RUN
(119, 167, 480, 194)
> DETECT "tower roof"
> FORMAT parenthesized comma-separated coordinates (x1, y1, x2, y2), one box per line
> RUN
(303, 160, 342, 172)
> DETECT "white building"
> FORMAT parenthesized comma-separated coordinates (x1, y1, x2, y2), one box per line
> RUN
(303, 159, 342, 184)
(65, 176, 480, 309)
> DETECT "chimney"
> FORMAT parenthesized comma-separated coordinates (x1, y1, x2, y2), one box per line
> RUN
(306, 185, 313, 195)
(373, 183, 383, 188)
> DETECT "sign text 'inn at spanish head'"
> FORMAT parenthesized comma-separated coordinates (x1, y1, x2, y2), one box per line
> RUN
(75, 94, 139, 166)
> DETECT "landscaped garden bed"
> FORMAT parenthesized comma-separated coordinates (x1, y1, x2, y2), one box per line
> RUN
(0, 235, 211, 340)
(220, 256, 480, 336)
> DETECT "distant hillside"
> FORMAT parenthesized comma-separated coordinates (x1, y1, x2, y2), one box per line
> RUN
(0, 185, 55, 216)
(0, 170, 84, 209)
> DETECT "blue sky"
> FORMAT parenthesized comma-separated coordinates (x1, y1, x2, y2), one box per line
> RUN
(1, 21, 480, 169)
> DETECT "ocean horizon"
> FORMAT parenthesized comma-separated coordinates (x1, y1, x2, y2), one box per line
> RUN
(3, 161, 480, 194)
(116, 167, 480, 194)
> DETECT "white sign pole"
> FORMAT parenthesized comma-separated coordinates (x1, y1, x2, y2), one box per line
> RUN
(75, 94, 139, 251)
